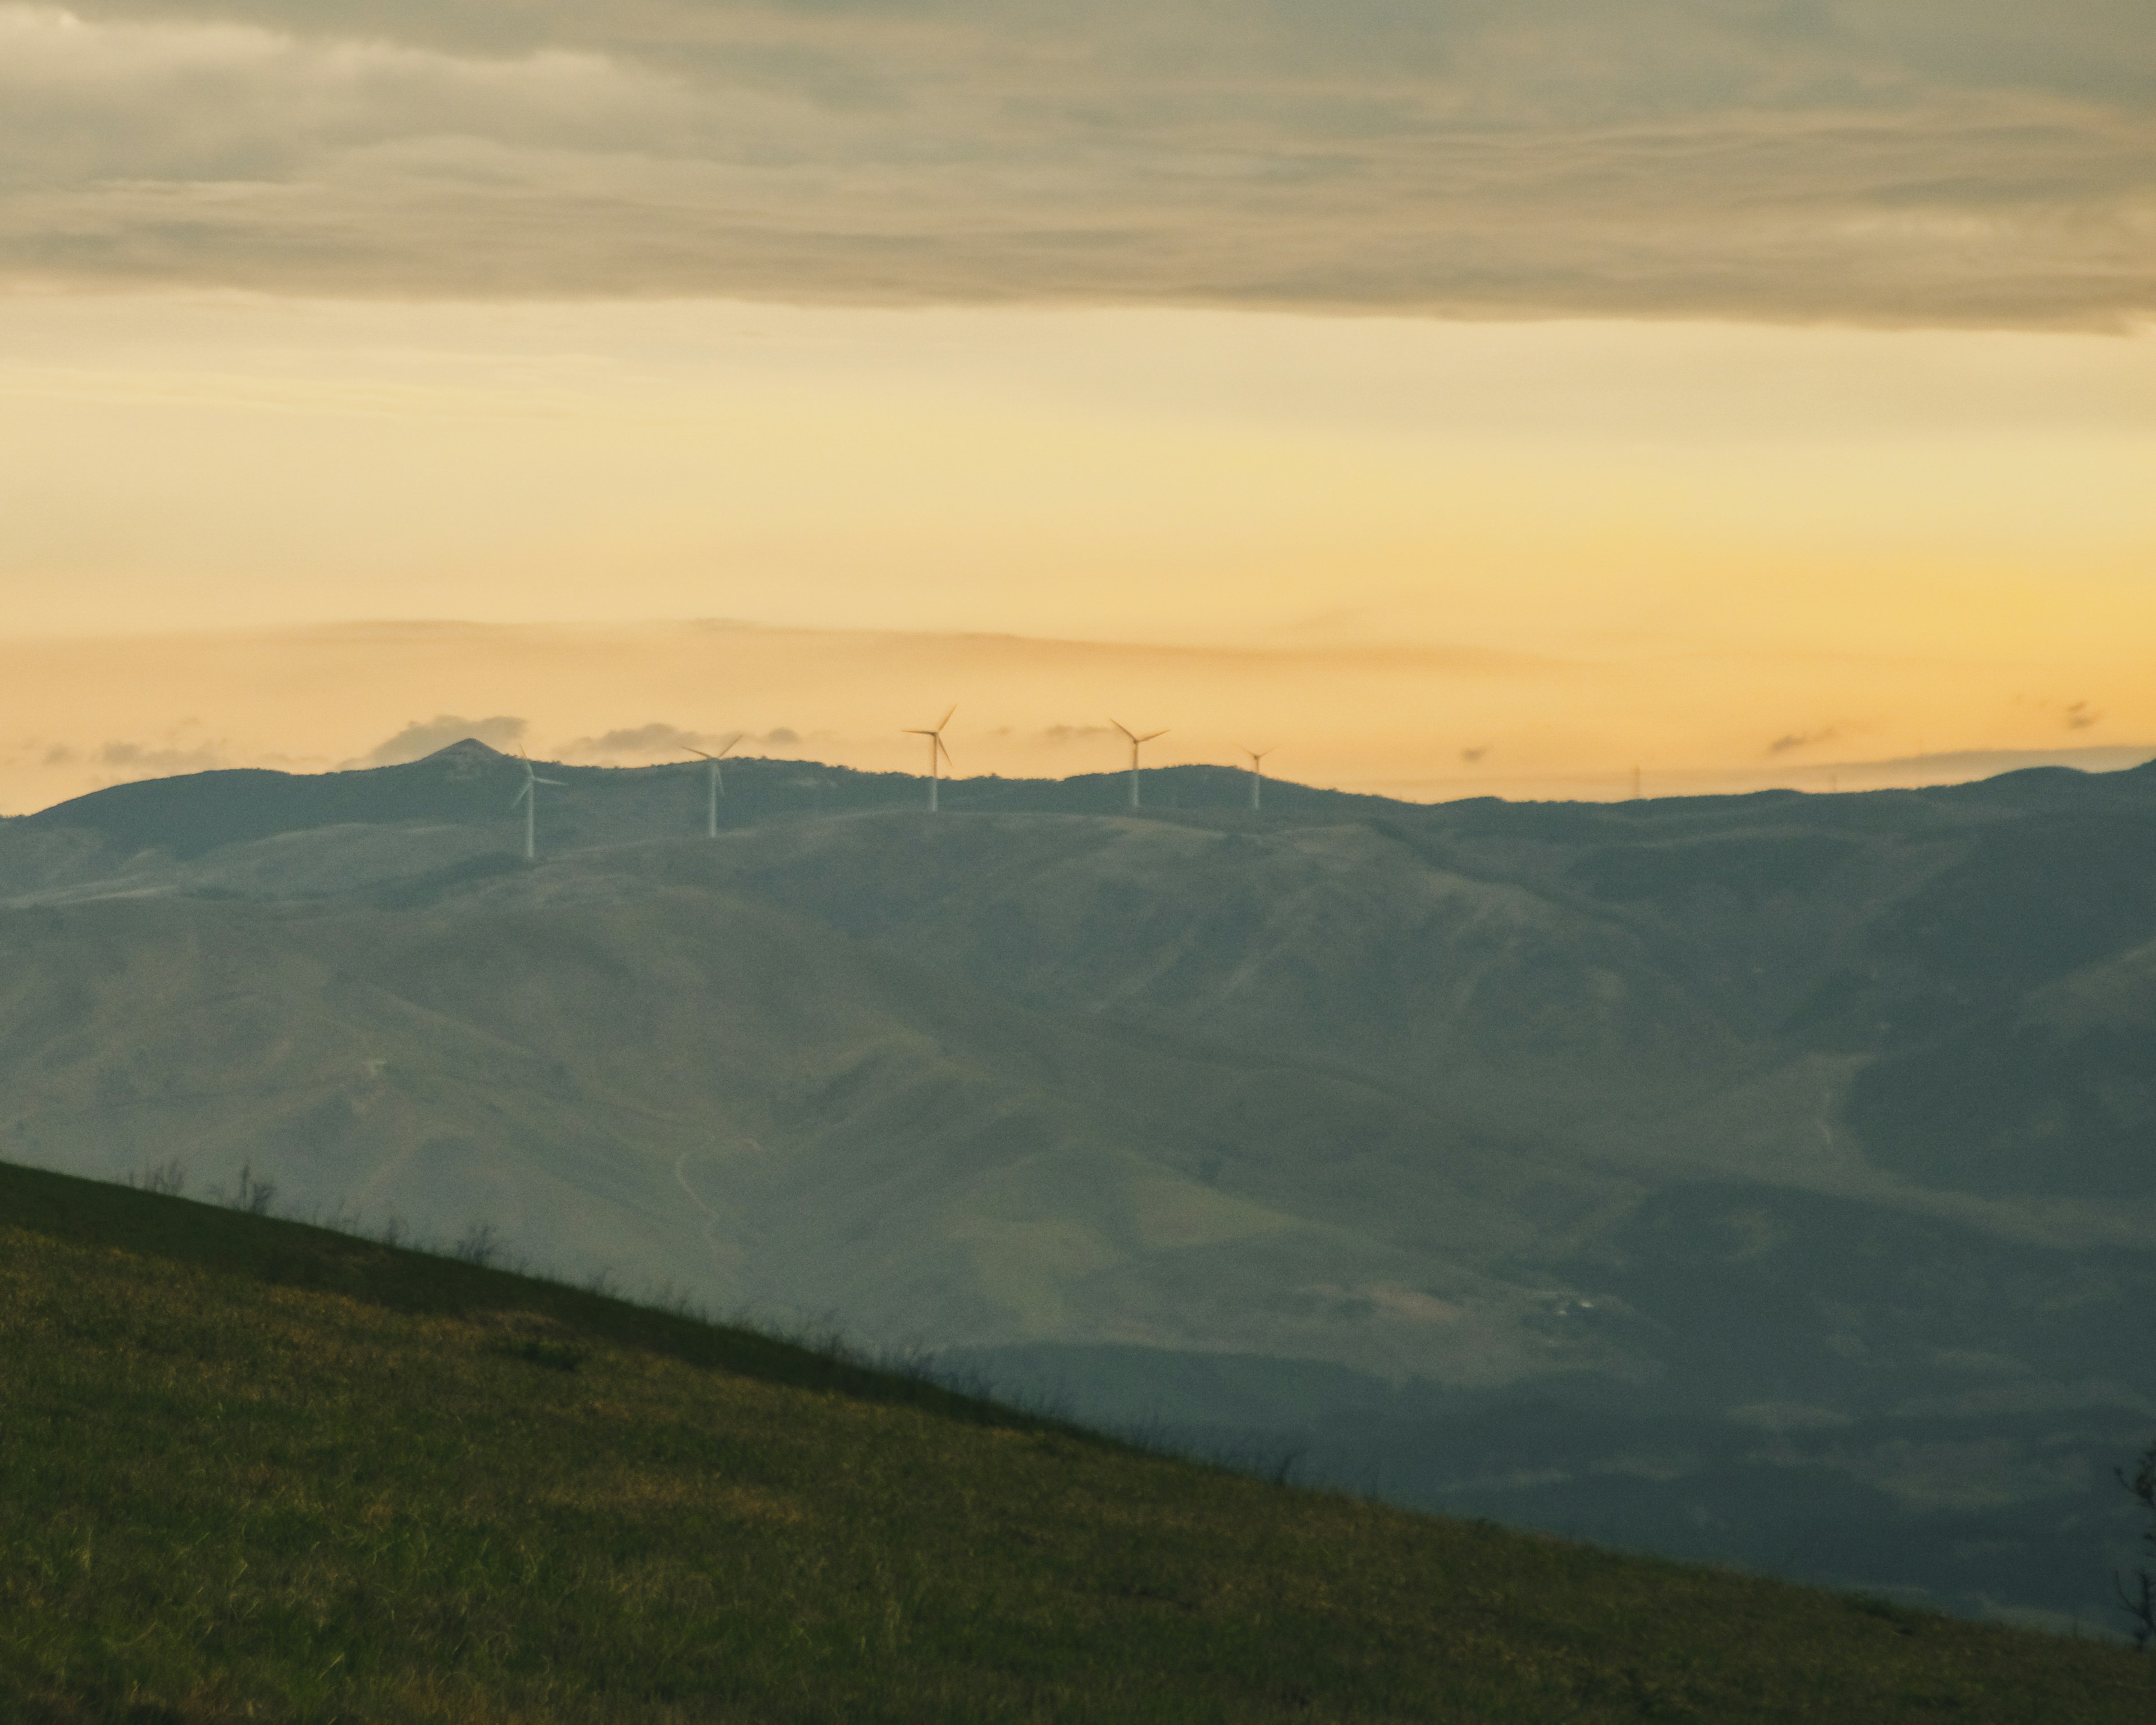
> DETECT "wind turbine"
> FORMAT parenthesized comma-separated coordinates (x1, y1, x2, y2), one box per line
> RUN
(509, 754, 566, 862)
(1240, 745, 1275, 811)
(1111, 719, 1168, 810)
(903, 706, 957, 811)
(684, 734, 744, 837)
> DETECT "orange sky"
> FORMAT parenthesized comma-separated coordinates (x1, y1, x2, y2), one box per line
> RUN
(5, 610, 2154, 818)
(3, 294, 2155, 813)
(5, 0, 2154, 814)
(2, 291, 2154, 812)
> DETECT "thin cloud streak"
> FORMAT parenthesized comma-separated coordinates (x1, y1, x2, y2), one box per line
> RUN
(672, 620, 1578, 680)
(1, 1, 2150, 325)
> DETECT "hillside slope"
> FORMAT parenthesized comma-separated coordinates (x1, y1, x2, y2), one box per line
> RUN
(0, 880, 1619, 1385)
(5, 749, 2156, 1625)
(2, 1160, 2145, 1725)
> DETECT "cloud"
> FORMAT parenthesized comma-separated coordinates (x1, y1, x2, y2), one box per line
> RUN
(0, 1, 2149, 325)
(1767, 727, 1838, 755)
(1042, 724, 1116, 745)
(559, 721, 804, 760)
(560, 721, 719, 760)
(358, 713, 526, 766)
(1460, 746, 1488, 764)
(8, 729, 331, 792)
(97, 740, 225, 773)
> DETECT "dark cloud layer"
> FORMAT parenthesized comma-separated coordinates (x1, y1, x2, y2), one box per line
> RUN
(3, 0, 2150, 325)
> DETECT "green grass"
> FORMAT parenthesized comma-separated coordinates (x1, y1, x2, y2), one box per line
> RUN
(1, 1161, 2146, 1723)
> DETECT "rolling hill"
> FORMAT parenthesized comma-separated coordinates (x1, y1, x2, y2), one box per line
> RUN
(2, 1159, 2146, 1724)
(2, 741, 2153, 1627)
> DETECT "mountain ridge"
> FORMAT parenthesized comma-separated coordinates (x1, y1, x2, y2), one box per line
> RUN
(3, 748, 2154, 1623)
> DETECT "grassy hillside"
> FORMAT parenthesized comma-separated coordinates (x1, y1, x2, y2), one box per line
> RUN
(2, 1161, 2146, 1725)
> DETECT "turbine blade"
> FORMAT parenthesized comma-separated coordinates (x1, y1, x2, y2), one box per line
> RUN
(718, 733, 744, 759)
(686, 747, 714, 761)
(1140, 729, 1169, 743)
(1111, 718, 1136, 742)
(536, 776, 567, 786)
(937, 736, 956, 770)
(510, 784, 529, 809)
(938, 704, 957, 730)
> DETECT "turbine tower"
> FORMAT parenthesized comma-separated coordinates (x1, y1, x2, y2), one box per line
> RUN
(685, 734, 743, 837)
(1111, 719, 1168, 810)
(1241, 745, 1275, 811)
(903, 706, 957, 812)
(509, 755, 566, 862)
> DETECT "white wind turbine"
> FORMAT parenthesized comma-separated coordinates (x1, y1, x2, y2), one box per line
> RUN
(685, 734, 744, 837)
(1241, 745, 1275, 811)
(903, 706, 957, 811)
(510, 754, 566, 862)
(1111, 719, 1168, 810)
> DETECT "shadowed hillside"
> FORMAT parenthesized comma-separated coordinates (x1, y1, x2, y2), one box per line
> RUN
(2, 1160, 2146, 1725)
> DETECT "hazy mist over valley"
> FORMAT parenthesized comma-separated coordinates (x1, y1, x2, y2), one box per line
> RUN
(4, 739, 2153, 1629)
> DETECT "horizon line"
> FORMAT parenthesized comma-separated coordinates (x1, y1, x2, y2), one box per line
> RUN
(14, 738, 2153, 824)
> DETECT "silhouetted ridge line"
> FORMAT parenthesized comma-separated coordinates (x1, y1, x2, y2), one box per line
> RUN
(419, 737, 511, 762)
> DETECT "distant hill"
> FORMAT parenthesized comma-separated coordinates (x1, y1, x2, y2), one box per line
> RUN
(9, 737, 1387, 865)
(3, 747, 2155, 1626)
(1, 1160, 2143, 1724)
(0, 874, 1567, 1383)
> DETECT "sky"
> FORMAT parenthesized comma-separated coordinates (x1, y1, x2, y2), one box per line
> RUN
(2, 0, 2153, 813)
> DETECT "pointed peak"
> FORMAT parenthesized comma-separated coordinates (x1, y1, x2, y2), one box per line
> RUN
(418, 738, 510, 763)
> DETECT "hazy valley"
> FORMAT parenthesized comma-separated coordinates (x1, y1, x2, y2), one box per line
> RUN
(4, 740, 2153, 1628)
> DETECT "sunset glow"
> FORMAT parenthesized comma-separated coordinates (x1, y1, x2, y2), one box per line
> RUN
(4, 0, 2153, 812)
